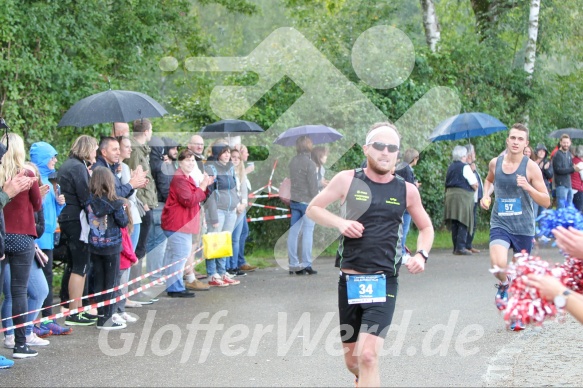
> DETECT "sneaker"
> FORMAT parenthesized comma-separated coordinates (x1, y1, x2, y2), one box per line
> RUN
(222, 274, 240, 285)
(510, 319, 525, 331)
(65, 313, 96, 326)
(208, 274, 229, 287)
(40, 320, 72, 336)
(33, 325, 52, 338)
(305, 267, 318, 275)
(226, 269, 237, 276)
(112, 313, 126, 324)
(234, 269, 247, 277)
(82, 312, 99, 321)
(25, 333, 50, 346)
(185, 279, 210, 291)
(495, 282, 510, 311)
(13, 344, 38, 359)
(167, 290, 195, 298)
(125, 300, 143, 308)
(4, 334, 15, 349)
(224, 271, 236, 279)
(240, 264, 257, 272)
(96, 318, 127, 331)
(120, 312, 138, 323)
(0, 355, 14, 369)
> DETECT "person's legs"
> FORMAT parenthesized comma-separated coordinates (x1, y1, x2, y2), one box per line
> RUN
(230, 214, 245, 270)
(24, 263, 49, 338)
(300, 206, 315, 269)
(455, 222, 468, 252)
(165, 232, 192, 293)
(8, 241, 35, 348)
(466, 203, 478, 250)
(556, 185, 569, 208)
(215, 210, 229, 277)
(91, 254, 106, 318)
(130, 209, 152, 293)
(450, 221, 459, 251)
(60, 221, 89, 312)
(1, 265, 13, 337)
(401, 211, 412, 255)
(116, 268, 129, 313)
(40, 249, 54, 317)
(237, 213, 249, 267)
(146, 205, 167, 281)
(353, 333, 384, 386)
(287, 202, 303, 271)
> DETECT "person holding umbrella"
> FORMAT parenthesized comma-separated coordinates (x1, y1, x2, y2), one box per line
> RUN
(444, 146, 477, 256)
(287, 135, 319, 275)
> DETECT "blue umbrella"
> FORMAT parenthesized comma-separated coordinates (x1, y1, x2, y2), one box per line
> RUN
(273, 125, 343, 146)
(429, 112, 507, 142)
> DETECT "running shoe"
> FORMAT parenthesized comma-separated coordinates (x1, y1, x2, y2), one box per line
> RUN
(495, 282, 510, 311)
(222, 274, 240, 285)
(40, 320, 72, 335)
(208, 274, 229, 287)
(32, 325, 52, 338)
(13, 344, 38, 359)
(25, 333, 50, 346)
(4, 334, 15, 349)
(510, 319, 525, 331)
(119, 312, 138, 323)
(97, 321, 127, 331)
(65, 313, 95, 326)
(82, 312, 99, 321)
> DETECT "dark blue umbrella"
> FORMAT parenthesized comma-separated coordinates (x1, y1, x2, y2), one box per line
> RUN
(200, 119, 264, 137)
(429, 113, 507, 142)
(273, 125, 343, 146)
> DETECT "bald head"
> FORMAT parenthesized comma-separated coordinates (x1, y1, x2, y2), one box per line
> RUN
(113, 122, 129, 138)
(188, 135, 205, 155)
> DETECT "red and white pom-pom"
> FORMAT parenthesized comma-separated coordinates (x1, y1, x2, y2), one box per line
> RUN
(558, 258, 583, 294)
(503, 252, 563, 327)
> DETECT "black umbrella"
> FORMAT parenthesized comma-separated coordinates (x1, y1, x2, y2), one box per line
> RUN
(58, 90, 168, 128)
(200, 119, 264, 138)
(548, 128, 583, 139)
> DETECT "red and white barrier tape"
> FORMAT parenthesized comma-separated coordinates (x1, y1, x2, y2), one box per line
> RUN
(247, 214, 291, 222)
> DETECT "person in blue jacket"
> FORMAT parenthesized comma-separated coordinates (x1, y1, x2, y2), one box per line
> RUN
(30, 142, 71, 335)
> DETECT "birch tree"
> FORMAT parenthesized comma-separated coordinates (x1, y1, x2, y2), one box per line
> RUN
(524, 0, 541, 78)
(420, 0, 440, 51)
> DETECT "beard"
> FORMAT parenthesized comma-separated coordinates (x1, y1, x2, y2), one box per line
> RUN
(367, 156, 393, 175)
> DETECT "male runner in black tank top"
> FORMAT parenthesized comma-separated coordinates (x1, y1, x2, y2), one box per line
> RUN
(307, 122, 434, 387)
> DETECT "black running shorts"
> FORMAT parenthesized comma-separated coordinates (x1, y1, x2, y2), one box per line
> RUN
(337, 272, 398, 343)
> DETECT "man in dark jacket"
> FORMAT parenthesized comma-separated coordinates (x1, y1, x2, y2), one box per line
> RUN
(93, 137, 147, 199)
(287, 135, 319, 275)
(552, 134, 581, 208)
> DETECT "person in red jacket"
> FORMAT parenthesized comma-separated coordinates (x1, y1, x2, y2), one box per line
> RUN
(161, 149, 213, 297)
(0, 133, 42, 358)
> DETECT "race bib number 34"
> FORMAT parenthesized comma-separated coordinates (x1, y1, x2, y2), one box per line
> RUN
(497, 198, 522, 216)
(346, 274, 386, 304)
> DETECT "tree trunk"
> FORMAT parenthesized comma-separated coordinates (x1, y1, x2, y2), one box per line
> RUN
(420, 0, 440, 52)
(524, 0, 541, 78)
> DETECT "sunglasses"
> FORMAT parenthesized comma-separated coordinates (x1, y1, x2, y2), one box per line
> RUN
(367, 142, 399, 153)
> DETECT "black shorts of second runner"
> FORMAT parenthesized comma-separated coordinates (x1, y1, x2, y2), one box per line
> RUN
(338, 272, 398, 343)
(489, 227, 533, 254)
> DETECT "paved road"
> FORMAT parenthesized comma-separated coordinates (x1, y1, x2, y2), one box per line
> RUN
(1, 246, 578, 386)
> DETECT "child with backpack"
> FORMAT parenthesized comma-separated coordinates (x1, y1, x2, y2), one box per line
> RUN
(86, 166, 128, 330)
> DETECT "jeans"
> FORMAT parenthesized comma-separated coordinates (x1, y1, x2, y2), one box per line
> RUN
(146, 204, 167, 281)
(40, 249, 54, 317)
(229, 213, 246, 270)
(401, 211, 411, 255)
(556, 185, 573, 208)
(2, 260, 48, 337)
(130, 224, 141, 254)
(287, 201, 315, 270)
(205, 209, 237, 277)
(5, 240, 36, 346)
(116, 268, 130, 313)
(130, 209, 152, 293)
(91, 253, 120, 321)
(163, 231, 192, 292)
(238, 213, 249, 267)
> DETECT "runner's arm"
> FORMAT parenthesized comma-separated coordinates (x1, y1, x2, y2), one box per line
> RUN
(306, 170, 364, 238)
(405, 182, 433, 274)
(522, 160, 551, 208)
(480, 158, 496, 210)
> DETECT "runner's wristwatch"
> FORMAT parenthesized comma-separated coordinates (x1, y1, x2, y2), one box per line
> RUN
(416, 250, 429, 263)
(554, 289, 572, 309)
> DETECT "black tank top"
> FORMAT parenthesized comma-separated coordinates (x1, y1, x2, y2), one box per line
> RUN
(336, 169, 407, 276)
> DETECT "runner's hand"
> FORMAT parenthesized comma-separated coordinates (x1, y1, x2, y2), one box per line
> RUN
(516, 174, 530, 191)
(405, 254, 425, 274)
(480, 196, 491, 210)
(337, 220, 364, 238)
